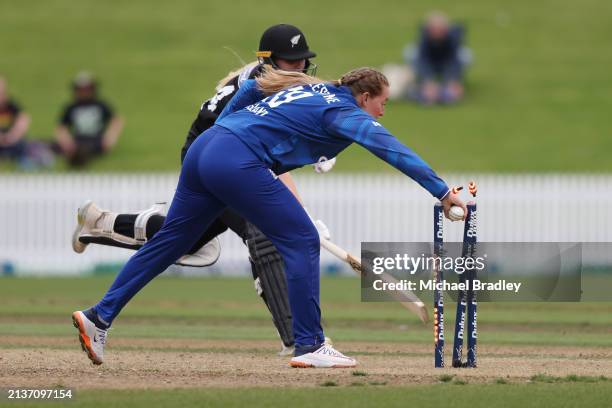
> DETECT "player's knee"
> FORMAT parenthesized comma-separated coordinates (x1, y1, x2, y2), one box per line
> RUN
(279, 221, 319, 277)
(284, 214, 319, 250)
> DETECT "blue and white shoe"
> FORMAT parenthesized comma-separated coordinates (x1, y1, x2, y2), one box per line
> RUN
(290, 343, 356, 368)
(72, 310, 107, 365)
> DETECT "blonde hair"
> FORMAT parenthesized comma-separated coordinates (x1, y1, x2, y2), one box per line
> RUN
(256, 65, 388, 97)
(216, 61, 259, 91)
(255, 65, 324, 95)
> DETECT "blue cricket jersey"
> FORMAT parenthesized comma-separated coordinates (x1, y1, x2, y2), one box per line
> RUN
(216, 80, 449, 199)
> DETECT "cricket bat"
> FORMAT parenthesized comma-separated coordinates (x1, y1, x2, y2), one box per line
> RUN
(319, 238, 429, 323)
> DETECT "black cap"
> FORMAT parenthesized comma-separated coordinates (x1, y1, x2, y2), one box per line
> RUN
(257, 24, 316, 61)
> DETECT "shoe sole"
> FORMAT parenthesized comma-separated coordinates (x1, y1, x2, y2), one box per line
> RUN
(289, 361, 356, 368)
(72, 201, 92, 254)
(71, 312, 103, 365)
(176, 237, 221, 267)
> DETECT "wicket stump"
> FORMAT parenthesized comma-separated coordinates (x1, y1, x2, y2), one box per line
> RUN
(434, 185, 478, 368)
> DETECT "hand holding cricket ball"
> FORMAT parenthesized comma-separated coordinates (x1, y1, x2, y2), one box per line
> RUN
(442, 186, 468, 221)
(449, 206, 465, 221)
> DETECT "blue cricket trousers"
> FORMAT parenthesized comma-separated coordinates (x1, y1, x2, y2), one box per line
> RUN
(95, 126, 324, 347)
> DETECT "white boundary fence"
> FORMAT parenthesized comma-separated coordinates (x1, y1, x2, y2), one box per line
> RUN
(1, 173, 611, 275)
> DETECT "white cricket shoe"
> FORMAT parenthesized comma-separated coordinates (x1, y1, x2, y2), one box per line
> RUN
(289, 344, 356, 368)
(72, 200, 105, 253)
(176, 237, 221, 267)
(72, 311, 107, 365)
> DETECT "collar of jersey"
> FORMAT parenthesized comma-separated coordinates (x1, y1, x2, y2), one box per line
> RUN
(334, 85, 359, 107)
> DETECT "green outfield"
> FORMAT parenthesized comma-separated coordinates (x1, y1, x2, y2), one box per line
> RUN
(1, 277, 612, 346)
(1, 0, 611, 172)
(4, 385, 612, 408)
(1, 277, 611, 407)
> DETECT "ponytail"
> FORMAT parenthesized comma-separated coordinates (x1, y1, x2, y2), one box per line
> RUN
(255, 65, 325, 95)
(255, 65, 388, 98)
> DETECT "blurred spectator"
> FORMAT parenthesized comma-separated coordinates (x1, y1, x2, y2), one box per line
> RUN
(405, 12, 472, 105)
(0, 76, 30, 162)
(55, 72, 123, 167)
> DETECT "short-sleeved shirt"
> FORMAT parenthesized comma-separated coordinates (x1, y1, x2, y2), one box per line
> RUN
(60, 100, 113, 140)
(0, 100, 21, 133)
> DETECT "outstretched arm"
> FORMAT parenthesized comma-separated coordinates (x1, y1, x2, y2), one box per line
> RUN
(325, 107, 466, 218)
(325, 107, 449, 200)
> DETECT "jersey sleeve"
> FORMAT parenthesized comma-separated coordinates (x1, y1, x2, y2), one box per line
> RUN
(324, 107, 449, 200)
(216, 79, 264, 122)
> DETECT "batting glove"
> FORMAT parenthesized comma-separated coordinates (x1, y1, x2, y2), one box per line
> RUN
(313, 157, 337, 173)
(304, 208, 331, 240)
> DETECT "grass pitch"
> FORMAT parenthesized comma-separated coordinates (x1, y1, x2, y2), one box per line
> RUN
(1, 276, 611, 407)
(4, 385, 612, 408)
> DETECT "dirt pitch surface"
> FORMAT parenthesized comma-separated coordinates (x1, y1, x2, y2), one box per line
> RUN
(2, 336, 611, 389)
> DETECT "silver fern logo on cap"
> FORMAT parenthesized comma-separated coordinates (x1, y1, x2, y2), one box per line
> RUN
(290, 34, 301, 48)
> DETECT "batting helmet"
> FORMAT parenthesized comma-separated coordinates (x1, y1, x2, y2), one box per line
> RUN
(256, 24, 317, 75)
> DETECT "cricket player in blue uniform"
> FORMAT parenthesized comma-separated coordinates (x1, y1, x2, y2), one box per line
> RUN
(71, 24, 324, 356)
(72, 66, 466, 368)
